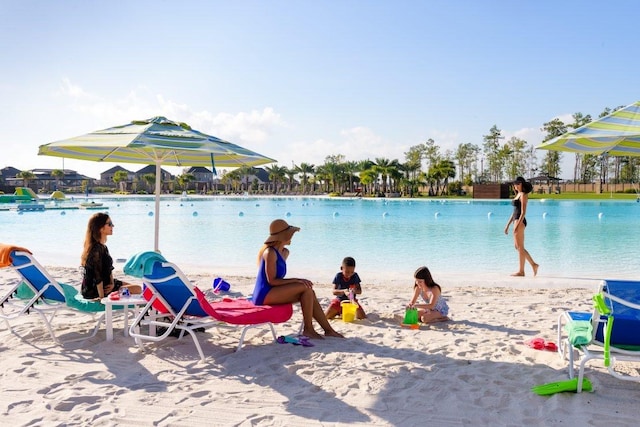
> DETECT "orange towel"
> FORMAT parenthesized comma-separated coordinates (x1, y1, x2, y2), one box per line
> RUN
(0, 243, 32, 268)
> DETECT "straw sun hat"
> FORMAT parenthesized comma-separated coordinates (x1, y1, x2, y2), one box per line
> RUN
(264, 219, 300, 244)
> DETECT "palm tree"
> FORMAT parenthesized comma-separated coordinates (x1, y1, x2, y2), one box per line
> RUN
(16, 170, 36, 189)
(359, 168, 377, 195)
(265, 165, 287, 193)
(142, 173, 156, 194)
(176, 173, 195, 192)
(343, 161, 359, 193)
(295, 163, 315, 193)
(51, 169, 65, 191)
(113, 170, 129, 193)
(374, 157, 400, 194)
(236, 166, 254, 192)
(284, 167, 297, 193)
(222, 169, 242, 192)
(314, 165, 330, 193)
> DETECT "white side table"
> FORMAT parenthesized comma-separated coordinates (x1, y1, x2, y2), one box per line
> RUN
(100, 295, 148, 341)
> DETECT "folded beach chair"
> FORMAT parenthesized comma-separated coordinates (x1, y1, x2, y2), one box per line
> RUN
(0, 244, 106, 343)
(557, 279, 640, 392)
(127, 255, 294, 361)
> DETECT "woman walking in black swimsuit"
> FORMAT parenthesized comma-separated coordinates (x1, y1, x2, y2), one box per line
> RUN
(504, 177, 539, 277)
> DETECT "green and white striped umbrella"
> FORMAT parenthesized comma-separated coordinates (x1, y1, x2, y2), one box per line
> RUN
(537, 101, 640, 156)
(38, 116, 276, 251)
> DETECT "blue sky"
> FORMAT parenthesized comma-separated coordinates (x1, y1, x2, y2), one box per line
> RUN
(1, 0, 639, 180)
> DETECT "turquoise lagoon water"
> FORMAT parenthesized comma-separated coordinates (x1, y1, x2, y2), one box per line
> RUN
(1, 196, 639, 282)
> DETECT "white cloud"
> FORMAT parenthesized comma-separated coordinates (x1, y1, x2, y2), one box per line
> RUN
(55, 78, 93, 99)
(284, 126, 409, 167)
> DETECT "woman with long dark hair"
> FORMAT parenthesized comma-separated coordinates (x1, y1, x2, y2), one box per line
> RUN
(81, 212, 141, 300)
(504, 177, 539, 277)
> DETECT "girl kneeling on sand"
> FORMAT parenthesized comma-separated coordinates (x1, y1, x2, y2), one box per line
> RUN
(407, 266, 449, 323)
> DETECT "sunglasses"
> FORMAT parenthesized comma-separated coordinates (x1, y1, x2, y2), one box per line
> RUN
(106, 221, 115, 227)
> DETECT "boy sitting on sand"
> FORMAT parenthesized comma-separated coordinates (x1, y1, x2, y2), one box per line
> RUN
(325, 257, 367, 320)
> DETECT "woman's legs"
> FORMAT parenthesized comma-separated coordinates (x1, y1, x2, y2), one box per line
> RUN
(264, 284, 344, 338)
(123, 283, 142, 294)
(512, 228, 538, 276)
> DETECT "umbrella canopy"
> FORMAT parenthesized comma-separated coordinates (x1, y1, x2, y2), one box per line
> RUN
(39, 116, 276, 251)
(536, 101, 640, 156)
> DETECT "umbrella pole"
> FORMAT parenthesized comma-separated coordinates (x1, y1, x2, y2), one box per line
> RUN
(154, 163, 161, 252)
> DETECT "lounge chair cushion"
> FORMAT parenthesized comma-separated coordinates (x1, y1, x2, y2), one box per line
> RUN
(194, 288, 293, 325)
(14, 281, 104, 312)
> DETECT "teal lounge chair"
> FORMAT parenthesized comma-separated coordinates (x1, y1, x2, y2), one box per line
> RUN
(127, 256, 294, 362)
(557, 279, 640, 392)
(0, 246, 106, 343)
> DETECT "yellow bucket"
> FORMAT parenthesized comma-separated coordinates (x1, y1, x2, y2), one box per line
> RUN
(341, 301, 358, 322)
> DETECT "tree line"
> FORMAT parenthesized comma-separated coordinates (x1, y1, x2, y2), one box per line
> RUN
(216, 104, 640, 196)
(14, 104, 639, 196)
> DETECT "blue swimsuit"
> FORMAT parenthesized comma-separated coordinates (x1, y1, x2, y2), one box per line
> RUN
(251, 249, 287, 305)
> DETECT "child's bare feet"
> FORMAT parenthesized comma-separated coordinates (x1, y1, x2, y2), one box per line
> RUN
(533, 264, 539, 277)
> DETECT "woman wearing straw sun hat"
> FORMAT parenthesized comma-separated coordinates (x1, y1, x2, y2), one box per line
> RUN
(504, 177, 539, 277)
(251, 219, 344, 340)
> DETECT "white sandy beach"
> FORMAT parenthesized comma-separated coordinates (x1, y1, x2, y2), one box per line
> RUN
(1, 265, 639, 426)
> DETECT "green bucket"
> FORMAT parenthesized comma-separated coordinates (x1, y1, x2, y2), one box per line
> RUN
(402, 308, 419, 325)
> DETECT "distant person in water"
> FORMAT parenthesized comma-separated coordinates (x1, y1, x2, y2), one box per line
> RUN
(504, 176, 539, 277)
(251, 219, 345, 340)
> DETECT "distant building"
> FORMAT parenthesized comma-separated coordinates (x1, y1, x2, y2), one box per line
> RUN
(135, 165, 174, 193)
(0, 166, 21, 193)
(1, 167, 93, 192)
(99, 166, 135, 186)
(185, 166, 214, 193)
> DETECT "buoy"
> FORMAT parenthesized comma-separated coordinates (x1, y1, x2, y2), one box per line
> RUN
(192, 212, 198, 217)
(256, 203, 260, 207)
(333, 212, 339, 217)
(239, 211, 244, 217)
(598, 212, 604, 219)
(285, 212, 291, 217)
(382, 212, 389, 218)
(435, 212, 440, 218)
(542, 212, 548, 219)
(487, 212, 493, 218)
(148, 211, 154, 217)
(61, 211, 66, 216)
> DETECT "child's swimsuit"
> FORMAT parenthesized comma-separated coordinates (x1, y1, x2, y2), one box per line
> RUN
(421, 289, 449, 316)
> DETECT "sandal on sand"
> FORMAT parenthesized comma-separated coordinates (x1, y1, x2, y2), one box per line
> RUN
(525, 338, 557, 352)
(525, 338, 545, 350)
(277, 335, 314, 347)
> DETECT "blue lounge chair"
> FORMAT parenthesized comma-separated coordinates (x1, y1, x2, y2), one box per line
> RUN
(127, 256, 294, 361)
(0, 245, 106, 343)
(557, 279, 640, 392)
